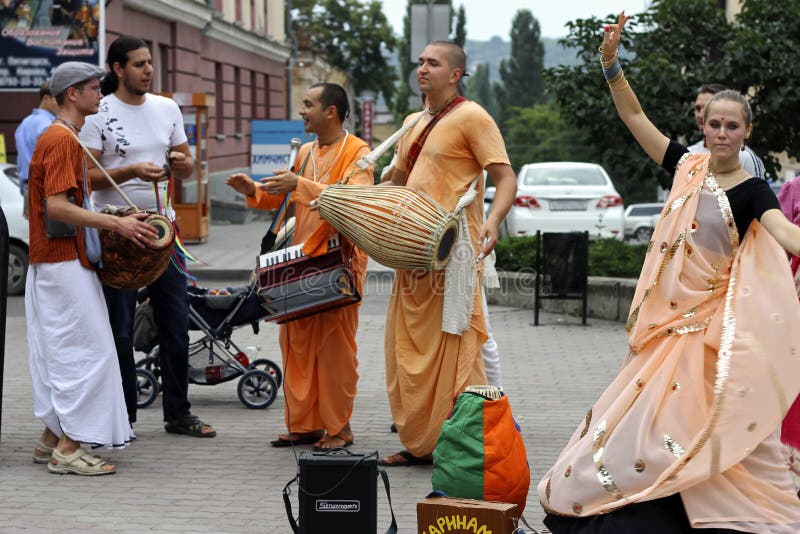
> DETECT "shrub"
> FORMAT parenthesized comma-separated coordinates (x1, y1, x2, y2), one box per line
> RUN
(494, 236, 646, 278)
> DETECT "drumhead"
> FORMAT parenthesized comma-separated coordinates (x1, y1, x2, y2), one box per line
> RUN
(146, 215, 174, 249)
(433, 218, 459, 268)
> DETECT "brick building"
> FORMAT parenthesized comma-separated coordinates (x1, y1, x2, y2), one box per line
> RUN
(1, 0, 291, 196)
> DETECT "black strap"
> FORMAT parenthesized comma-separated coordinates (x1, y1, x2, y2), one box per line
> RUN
(378, 467, 398, 534)
(282, 475, 300, 533)
(282, 461, 398, 534)
(260, 151, 311, 254)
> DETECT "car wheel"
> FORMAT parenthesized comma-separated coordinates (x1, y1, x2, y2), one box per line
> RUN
(7, 243, 28, 296)
(634, 226, 653, 242)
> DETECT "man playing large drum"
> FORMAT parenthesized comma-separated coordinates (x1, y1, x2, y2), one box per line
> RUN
(227, 83, 373, 450)
(379, 41, 516, 466)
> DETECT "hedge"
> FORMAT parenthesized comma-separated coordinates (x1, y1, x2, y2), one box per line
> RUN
(493, 236, 648, 278)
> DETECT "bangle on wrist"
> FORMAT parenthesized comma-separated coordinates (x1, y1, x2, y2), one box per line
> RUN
(606, 71, 625, 85)
(603, 58, 622, 81)
(610, 80, 630, 93)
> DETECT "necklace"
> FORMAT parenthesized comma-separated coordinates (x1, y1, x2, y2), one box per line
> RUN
(709, 162, 742, 175)
(426, 93, 458, 115)
(311, 130, 349, 183)
(56, 115, 80, 132)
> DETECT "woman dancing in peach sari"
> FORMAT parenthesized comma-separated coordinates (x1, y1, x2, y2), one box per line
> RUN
(540, 12, 800, 533)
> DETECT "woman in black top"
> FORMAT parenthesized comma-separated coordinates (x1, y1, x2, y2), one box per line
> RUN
(539, 11, 800, 534)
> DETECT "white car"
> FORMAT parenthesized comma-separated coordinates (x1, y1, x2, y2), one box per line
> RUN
(624, 203, 664, 242)
(505, 162, 624, 240)
(0, 164, 29, 295)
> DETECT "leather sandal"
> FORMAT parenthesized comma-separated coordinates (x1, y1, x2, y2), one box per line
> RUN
(47, 448, 116, 476)
(164, 414, 216, 438)
(33, 441, 54, 464)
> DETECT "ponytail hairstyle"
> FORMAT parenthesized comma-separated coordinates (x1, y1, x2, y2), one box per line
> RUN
(100, 35, 148, 96)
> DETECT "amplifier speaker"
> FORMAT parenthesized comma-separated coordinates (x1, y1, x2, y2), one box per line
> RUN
(297, 449, 378, 533)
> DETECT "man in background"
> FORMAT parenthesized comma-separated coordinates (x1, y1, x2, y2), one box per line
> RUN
(14, 82, 58, 218)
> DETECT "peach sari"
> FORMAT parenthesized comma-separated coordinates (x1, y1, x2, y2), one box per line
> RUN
(538, 154, 800, 532)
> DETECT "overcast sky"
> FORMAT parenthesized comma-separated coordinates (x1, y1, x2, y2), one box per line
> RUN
(379, 0, 651, 40)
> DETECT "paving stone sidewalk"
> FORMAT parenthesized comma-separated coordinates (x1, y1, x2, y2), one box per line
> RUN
(0, 220, 629, 533)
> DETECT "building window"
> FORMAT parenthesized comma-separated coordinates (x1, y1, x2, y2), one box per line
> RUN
(264, 73, 270, 119)
(215, 62, 224, 134)
(159, 44, 170, 92)
(234, 66, 241, 133)
(250, 70, 258, 119)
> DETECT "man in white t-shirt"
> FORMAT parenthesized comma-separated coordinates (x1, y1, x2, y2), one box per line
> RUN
(687, 83, 766, 179)
(81, 35, 215, 438)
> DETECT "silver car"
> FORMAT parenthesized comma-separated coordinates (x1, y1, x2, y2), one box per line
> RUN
(0, 164, 29, 295)
(623, 203, 664, 242)
(505, 162, 625, 240)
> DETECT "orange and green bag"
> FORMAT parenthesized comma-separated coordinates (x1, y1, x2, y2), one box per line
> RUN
(431, 387, 530, 513)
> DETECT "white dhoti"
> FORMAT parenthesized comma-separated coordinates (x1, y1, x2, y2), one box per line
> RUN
(26, 260, 133, 449)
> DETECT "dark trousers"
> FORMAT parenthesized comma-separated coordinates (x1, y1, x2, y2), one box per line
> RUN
(104, 256, 191, 423)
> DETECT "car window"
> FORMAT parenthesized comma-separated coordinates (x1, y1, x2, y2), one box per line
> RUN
(523, 167, 606, 186)
(4, 167, 19, 186)
(629, 206, 663, 216)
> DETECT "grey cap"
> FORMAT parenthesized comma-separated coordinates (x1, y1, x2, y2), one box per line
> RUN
(50, 61, 106, 96)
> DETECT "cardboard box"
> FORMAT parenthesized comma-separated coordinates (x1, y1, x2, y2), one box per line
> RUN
(417, 496, 519, 534)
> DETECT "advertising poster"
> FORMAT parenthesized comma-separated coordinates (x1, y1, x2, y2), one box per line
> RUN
(0, 0, 103, 91)
(251, 119, 308, 181)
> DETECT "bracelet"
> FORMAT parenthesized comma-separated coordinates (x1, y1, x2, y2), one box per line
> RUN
(603, 58, 622, 81)
(598, 45, 618, 68)
(610, 80, 630, 93)
(606, 71, 624, 85)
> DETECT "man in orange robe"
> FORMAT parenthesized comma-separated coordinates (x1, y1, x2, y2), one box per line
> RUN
(379, 42, 517, 465)
(227, 83, 372, 450)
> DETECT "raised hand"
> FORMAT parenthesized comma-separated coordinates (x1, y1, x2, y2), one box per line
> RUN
(602, 11, 631, 56)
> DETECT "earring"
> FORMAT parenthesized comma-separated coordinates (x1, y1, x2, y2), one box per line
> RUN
(741, 140, 747, 152)
(703, 137, 707, 148)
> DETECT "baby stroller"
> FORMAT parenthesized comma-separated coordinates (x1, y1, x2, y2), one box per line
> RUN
(134, 281, 283, 409)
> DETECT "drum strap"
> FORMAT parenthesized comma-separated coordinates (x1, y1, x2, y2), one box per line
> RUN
(402, 95, 467, 186)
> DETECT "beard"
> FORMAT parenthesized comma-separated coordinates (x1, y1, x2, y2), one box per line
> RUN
(122, 76, 147, 96)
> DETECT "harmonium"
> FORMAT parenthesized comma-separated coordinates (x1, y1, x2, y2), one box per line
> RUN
(255, 234, 361, 323)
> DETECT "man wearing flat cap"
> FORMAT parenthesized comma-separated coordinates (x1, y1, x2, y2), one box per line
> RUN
(26, 61, 157, 476)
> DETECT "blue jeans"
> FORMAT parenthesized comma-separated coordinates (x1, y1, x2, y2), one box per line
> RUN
(104, 255, 191, 423)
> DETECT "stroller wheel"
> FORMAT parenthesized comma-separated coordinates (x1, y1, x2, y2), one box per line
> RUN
(250, 358, 283, 388)
(136, 368, 160, 409)
(136, 350, 162, 382)
(237, 370, 278, 409)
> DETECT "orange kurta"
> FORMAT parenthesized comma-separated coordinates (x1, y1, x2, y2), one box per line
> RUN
(386, 102, 510, 457)
(248, 134, 372, 437)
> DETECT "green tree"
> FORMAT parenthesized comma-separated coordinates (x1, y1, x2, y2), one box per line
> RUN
(464, 63, 497, 117)
(453, 5, 466, 48)
(292, 0, 397, 105)
(504, 103, 591, 170)
(495, 9, 545, 127)
(545, 0, 730, 202)
(724, 0, 800, 177)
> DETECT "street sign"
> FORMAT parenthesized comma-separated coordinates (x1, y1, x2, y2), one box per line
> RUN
(410, 4, 451, 63)
(251, 120, 308, 180)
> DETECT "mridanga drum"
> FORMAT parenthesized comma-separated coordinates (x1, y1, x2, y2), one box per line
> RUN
(317, 184, 459, 270)
(97, 206, 175, 289)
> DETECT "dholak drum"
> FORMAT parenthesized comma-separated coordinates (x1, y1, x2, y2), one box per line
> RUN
(317, 184, 459, 270)
(98, 206, 175, 289)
